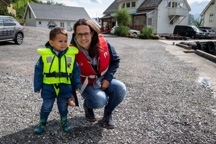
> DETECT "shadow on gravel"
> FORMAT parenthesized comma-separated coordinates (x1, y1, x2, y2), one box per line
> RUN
(0, 41, 16, 46)
(0, 116, 104, 143)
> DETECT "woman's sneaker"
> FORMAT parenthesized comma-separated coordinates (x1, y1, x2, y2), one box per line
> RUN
(102, 111, 115, 129)
(83, 103, 97, 122)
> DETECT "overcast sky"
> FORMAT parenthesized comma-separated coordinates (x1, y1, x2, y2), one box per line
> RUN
(42, 0, 211, 17)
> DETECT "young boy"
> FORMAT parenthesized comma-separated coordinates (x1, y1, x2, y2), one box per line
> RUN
(34, 27, 81, 134)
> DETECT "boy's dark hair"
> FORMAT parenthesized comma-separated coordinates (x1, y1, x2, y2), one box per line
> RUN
(50, 27, 67, 40)
(73, 18, 100, 58)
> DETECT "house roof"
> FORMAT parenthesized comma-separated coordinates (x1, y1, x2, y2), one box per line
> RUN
(103, 0, 119, 15)
(24, 2, 91, 20)
(200, 0, 214, 16)
(137, 0, 163, 10)
(138, 0, 191, 11)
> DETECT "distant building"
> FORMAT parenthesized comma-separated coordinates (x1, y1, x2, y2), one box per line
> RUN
(0, 0, 16, 16)
(24, 2, 91, 31)
(200, 0, 216, 31)
(101, 0, 191, 35)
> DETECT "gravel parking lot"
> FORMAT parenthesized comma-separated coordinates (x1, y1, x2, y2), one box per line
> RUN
(0, 26, 216, 143)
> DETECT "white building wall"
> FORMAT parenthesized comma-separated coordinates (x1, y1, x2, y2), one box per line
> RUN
(25, 9, 36, 27)
(35, 20, 75, 31)
(156, 0, 189, 35)
(203, 2, 216, 31)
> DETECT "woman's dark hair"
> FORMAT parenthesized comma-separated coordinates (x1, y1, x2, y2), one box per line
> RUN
(73, 18, 100, 58)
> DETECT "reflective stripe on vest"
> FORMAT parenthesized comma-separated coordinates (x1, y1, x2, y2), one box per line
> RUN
(37, 47, 78, 84)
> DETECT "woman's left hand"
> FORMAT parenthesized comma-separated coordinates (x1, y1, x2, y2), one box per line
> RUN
(101, 79, 110, 91)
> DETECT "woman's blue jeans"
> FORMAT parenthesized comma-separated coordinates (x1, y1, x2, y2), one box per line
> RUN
(82, 79, 126, 113)
(40, 94, 68, 117)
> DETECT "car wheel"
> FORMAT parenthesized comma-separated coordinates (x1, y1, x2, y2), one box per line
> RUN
(191, 35, 195, 39)
(207, 42, 216, 55)
(14, 33, 23, 45)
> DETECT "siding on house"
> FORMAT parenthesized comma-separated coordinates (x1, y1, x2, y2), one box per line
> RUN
(201, 0, 216, 31)
(156, 0, 189, 34)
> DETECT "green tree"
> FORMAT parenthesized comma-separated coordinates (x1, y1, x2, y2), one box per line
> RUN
(114, 8, 131, 26)
(193, 17, 203, 27)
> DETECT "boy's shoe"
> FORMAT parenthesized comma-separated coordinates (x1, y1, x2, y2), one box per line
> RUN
(83, 103, 96, 122)
(34, 115, 48, 134)
(102, 111, 115, 129)
(61, 115, 72, 132)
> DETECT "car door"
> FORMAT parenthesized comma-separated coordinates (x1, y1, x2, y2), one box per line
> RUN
(3, 18, 16, 39)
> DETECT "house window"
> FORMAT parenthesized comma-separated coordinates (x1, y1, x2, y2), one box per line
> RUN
(39, 21, 41, 24)
(179, 2, 183, 8)
(60, 22, 64, 27)
(209, 14, 214, 21)
(132, 2, 136, 7)
(172, 2, 177, 7)
(148, 18, 152, 26)
(168, 1, 171, 7)
(165, 0, 168, 7)
(126, 2, 130, 8)
(122, 3, 125, 8)
(29, 9, 31, 18)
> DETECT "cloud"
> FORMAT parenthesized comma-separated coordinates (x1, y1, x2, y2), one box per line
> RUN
(85, 7, 104, 17)
(188, 0, 210, 4)
(51, 0, 79, 6)
(90, 0, 102, 3)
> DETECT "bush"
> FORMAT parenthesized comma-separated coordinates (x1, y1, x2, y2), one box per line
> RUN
(114, 26, 130, 36)
(140, 26, 153, 39)
(151, 34, 160, 39)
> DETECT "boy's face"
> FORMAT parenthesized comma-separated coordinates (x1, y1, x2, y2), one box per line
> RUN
(50, 33, 67, 52)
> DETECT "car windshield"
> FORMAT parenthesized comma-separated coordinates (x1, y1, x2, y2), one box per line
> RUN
(192, 26, 202, 32)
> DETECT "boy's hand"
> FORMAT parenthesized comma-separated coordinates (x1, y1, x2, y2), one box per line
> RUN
(68, 95, 76, 107)
(75, 88, 80, 91)
(35, 91, 40, 93)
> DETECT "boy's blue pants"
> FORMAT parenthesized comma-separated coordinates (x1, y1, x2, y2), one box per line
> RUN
(40, 94, 68, 117)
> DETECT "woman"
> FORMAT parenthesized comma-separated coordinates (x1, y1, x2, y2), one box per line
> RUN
(70, 18, 126, 129)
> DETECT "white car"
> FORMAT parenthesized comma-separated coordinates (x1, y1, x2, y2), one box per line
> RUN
(110, 26, 141, 35)
(200, 29, 216, 39)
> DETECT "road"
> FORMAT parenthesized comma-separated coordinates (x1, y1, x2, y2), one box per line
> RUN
(0, 26, 216, 143)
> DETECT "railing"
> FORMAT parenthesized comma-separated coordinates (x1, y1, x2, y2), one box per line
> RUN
(168, 7, 187, 16)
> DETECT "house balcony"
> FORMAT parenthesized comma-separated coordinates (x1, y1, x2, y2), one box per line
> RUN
(168, 8, 187, 17)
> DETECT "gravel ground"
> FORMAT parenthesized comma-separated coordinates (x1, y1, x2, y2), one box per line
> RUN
(0, 26, 216, 143)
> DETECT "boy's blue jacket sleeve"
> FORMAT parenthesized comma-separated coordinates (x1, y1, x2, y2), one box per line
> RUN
(34, 56, 43, 92)
(104, 40, 120, 83)
(72, 59, 82, 89)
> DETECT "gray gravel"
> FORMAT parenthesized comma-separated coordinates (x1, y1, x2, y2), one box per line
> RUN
(0, 26, 216, 143)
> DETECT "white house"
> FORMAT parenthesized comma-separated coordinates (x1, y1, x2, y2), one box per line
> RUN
(101, 0, 191, 35)
(24, 3, 91, 31)
(200, 0, 216, 31)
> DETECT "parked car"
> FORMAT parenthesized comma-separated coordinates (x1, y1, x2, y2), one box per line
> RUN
(0, 15, 24, 44)
(199, 27, 216, 39)
(173, 25, 206, 39)
(110, 26, 141, 35)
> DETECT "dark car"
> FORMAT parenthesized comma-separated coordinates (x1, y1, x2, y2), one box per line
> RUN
(0, 15, 24, 44)
(173, 25, 206, 39)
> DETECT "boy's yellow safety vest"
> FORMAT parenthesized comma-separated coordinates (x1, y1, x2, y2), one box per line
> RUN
(37, 46, 78, 85)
